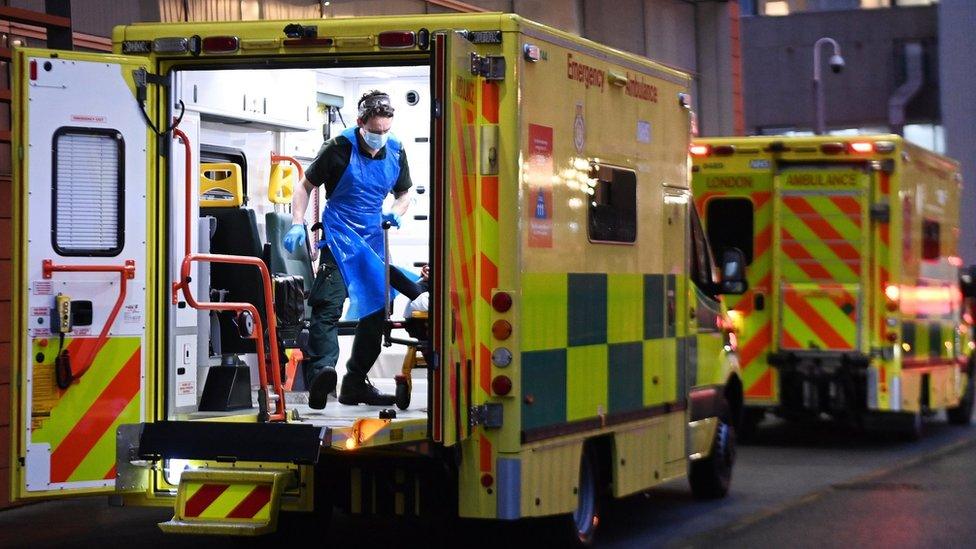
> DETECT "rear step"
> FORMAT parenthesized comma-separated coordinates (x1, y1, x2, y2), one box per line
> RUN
(159, 469, 294, 536)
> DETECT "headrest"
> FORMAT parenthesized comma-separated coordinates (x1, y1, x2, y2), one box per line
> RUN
(200, 163, 244, 208)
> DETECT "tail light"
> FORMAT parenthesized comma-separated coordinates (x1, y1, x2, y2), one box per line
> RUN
(886, 332, 899, 343)
(712, 145, 736, 156)
(885, 284, 900, 312)
(491, 375, 512, 396)
(491, 292, 512, 313)
(492, 320, 512, 340)
(378, 31, 415, 49)
(689, 144, 710, 157)
(849, 141, 873, 154)
(201, 36, 239, 53)
(820, 142, 846, 155)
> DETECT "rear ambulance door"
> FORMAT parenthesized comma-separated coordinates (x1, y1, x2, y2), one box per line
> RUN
(12, 49, 153, 499)
(773, 164, 869, 353)
(431, 31, 483, 445)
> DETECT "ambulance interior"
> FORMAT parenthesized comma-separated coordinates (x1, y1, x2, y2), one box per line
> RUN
(167, 64, 432, 427)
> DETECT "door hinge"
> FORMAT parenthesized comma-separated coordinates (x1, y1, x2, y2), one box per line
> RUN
(470, 53, 506, 81)
(469, 403, 503, 429)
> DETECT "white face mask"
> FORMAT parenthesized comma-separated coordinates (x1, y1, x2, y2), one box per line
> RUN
(362, 129, 388, 150)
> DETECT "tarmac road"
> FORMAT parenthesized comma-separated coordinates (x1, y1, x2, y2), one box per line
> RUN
(0, 414, 973, 548)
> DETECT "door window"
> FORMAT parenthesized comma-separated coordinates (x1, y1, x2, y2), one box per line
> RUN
(52, 127, 124, 256)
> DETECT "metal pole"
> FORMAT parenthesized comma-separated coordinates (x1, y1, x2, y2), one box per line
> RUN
(813, 37, 841, 135)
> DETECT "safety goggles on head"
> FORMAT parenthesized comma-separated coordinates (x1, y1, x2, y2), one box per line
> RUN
(358, 93, 395, 119)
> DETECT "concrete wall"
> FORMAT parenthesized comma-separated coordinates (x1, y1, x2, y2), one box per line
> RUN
(939, 0, 976, 263)
(742, 5, 939, 132)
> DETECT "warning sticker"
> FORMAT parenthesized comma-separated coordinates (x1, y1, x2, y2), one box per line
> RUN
(178, 381, 195, 397)
(31, 353, 60, 432)
(33, 281, 53, 296)
(123, 304, 143, 324)
(527, 123, 554, 248)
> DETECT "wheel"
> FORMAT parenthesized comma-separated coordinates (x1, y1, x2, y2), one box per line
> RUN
(395, 374, 411, 410)
(565, 448, 601, 546)
(947, 364, 974, 425)
(688, 414, 736, 499)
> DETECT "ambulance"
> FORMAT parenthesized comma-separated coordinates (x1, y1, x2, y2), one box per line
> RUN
(10, 13, 745, 543)
(690, 135, 973, 438)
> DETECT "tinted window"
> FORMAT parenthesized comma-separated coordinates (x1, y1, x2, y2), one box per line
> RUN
(706, 197, 754, 264)
(588, 164, 636, 243)
(922, 219, 940, 260)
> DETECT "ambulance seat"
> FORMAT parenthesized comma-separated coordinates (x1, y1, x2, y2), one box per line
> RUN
(266, 212, 315, 301)
(202, 206, 267, 354)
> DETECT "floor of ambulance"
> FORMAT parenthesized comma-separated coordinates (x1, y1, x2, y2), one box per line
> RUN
(286, 377, 428, 428)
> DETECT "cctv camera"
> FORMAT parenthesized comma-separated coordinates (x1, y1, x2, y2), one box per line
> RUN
(829, 54, 845, 74)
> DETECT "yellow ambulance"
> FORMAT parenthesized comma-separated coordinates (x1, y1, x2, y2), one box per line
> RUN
(691, 135, 973, 438)
(10, 13, 745, 543)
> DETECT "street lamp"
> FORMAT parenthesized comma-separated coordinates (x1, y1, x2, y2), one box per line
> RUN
(812, 37, 845, 135)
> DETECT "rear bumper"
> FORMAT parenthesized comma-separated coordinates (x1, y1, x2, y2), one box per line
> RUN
(766, 351, 871, 415)
(768, 350, 870, 372)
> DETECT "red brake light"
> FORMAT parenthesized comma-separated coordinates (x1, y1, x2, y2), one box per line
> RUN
(480, 473, 494, 487)
(29, 60, 37, 81)
(689, 144, 710, 157)
(491, 292, 512, 313)
(820, 142, 846, 155)
(202, 36, 239, 53)
(491, 375, 512, 396)
(378, 31, 415, 49)
(849, 141, 873, 154)
(712, 145, 736, 156)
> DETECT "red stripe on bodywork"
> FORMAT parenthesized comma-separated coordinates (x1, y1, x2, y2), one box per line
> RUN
(781, 239, 835, 281)
(481, 175, 498, 220)
(481, 82, 499, 123)
(738, 322, 771, 368)
(745, 369, 773, 398)
(50, 348, 140, 483)
(227, 485, 272, 519)
(479, 433, 492, 473)
(784, 290, 852, 349)
(184, 484, 229, 518)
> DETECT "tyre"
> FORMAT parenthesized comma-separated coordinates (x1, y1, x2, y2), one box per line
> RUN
(947, 364, 974, 425)
(688, 414, 736, 499)
(558, 447, 602, 546)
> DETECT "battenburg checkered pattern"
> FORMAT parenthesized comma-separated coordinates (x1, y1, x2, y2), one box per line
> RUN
(520, 273, 721, 435)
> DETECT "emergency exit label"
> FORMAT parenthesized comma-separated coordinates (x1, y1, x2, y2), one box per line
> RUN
(527, 124, 553, 248)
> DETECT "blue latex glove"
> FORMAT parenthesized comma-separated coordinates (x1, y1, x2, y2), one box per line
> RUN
(382, 211, 402, 229)
(283, 224, 306, 253)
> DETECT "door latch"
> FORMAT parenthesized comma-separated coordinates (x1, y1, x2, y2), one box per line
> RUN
(470, 53, 506, 81)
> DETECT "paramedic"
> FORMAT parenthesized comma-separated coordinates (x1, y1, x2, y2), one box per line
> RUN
(283, 90, 415, 408)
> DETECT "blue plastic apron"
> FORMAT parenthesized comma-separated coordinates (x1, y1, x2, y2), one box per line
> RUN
(321, 126, 401, 320)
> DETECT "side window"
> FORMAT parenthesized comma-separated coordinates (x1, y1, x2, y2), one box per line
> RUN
(706, 197, 754, 264)
(690, 206, 718, 293)
(52, 127, 125, 256)
(922, 219, 940, 260)
(588, 164, 637, 243)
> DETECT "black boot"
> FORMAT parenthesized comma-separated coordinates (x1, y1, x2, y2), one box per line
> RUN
(307, 367, 337, 410)
(338, 374, 395, 406)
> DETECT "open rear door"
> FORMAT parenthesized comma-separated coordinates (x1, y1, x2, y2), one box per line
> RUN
(12, 49, 154, 499)
(431, 31, 482, 446)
